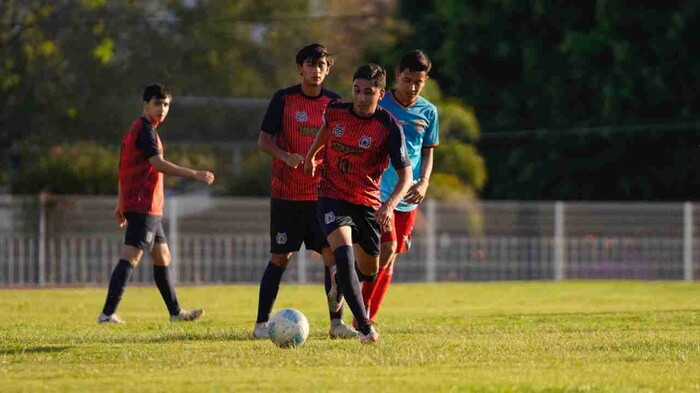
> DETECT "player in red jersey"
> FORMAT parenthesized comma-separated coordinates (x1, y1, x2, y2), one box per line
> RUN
(304, 64, 412, 344)
(98, 83, 214, 324)
(253, 44, 358, 339)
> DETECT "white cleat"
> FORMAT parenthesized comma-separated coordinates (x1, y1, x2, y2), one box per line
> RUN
(98, 313, 125, 324)
(327, 266, 345, 313)
(359, 325, 379, 344)
(170, 308, 204, 322)
(329, 320, 359, 339)
(252, 322, 270, 339)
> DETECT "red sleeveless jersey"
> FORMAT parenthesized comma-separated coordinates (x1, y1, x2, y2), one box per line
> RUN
(119, 117, 164, 215)
(260, 85, 341, 201)
(319, 102, 409, 209)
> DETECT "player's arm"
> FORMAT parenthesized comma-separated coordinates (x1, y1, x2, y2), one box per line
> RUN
(404, 147, 434, 204)
(258, 132, 303, 168)
(304, 123, 330, 177)
(114, 182, 125, 228)
(376, 123, 413, 228)
(148, 155, 214, 185)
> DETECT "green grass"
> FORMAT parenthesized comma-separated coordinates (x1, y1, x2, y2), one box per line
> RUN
(1, 281, 699, 392)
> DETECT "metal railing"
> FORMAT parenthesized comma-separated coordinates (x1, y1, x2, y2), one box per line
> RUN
(0, 195, 697, 286)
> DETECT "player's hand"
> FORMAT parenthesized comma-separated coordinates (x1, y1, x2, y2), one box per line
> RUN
(304, 155, 317, 177)
(114, 205, 126, 228)
(284, 153, 305, 169)
(404, 178, 429, 204)
(375, 203, 394, 230)
(194, 170, 215, 185)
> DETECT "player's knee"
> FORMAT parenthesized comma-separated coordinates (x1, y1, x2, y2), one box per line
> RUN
(120, 246, 142, 267)
(270, 253, 292, 268)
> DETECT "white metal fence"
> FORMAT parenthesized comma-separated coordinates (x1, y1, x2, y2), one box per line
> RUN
(0, 195, 697, 286)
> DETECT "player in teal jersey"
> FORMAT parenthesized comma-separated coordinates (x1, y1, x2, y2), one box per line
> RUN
(360, 50, 439, 325)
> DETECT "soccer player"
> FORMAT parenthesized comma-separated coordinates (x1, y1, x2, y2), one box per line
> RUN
(304, 63, 412, 344)
(361, 50, 440, 324)
(253, 44, 358, 339)
(98, 83, 215, 324)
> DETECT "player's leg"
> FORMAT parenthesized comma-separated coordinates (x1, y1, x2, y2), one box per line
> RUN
(254, 199, 302, 338)
(98, 213, 146, 323)
(318, 198, 376, 343)
(150, 232, 204, 322)
(320, 246, 358, 339)
(362, 222, 398, 317)
(368, 209, 417, 322)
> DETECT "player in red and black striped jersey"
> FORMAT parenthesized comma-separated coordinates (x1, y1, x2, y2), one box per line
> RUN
(304, 64, 413, 344)
(98, 83, 215, 325)
(254, 44, 358, 339)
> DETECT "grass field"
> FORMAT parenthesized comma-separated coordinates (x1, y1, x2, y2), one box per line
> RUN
(0, 281, 699, 392)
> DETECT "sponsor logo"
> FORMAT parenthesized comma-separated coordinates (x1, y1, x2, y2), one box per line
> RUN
(300, 127, 319, 136)
(332, 124, 345, 137)
(295, 111, 308, 122)
(145, 231, 154, 244)
(331, 141, 364, 155)
(276, 232, 287, 245)
(414, 119, 428, 132)
(359, 135, 371, 149)
(324, 211, 336, 224)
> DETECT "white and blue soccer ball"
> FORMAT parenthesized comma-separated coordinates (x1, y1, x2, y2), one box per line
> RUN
(268, 308, 309, 348)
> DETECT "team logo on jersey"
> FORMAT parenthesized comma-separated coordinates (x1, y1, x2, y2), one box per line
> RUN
(414, 119, 428, 132)
(276, 232, 288, 245)
(359, 135, 372, 149)
(324, 211, 336, 225)
(295, 111, 308, 122)
(332, 125, 345, 137)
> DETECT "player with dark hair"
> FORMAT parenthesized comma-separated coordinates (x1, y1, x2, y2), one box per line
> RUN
(305, 63, 412, 344)
(98, 83, 215, 324)
(361, 50, 440, 325)
(253, 44, 358, 339)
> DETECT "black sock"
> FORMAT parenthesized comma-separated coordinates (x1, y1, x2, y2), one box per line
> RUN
(256, 261, 285, 323)
(355, 262, 377, 282)
(102, 259, 133, 316)
(325, 266, 343, 320)
(153, 265, 181, 316)
(334, 246, 371, 335)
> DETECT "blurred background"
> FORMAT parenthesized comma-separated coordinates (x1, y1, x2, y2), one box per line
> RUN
(1, 0, 699, 286)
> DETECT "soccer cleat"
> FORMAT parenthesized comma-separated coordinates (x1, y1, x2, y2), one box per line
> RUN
(327, 266, 345, 313)
(169, 308, 204, 322)
(329, 320, 359, 339)
(98, 313, 125, 324)
(252, 322, 270, 339)
(359, 325, 379, 344)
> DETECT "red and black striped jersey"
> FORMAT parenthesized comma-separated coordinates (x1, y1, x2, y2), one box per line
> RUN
(119, 117, 164, 215)
(260, 85, 342, 201)
(318, 102, 409, 209)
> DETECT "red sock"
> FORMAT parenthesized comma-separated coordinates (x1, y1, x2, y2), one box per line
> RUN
(369, 268, 392, 322)
(361, 267, 384, 310)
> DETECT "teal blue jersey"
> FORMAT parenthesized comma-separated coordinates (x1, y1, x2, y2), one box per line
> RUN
(379, 91, 439, 212)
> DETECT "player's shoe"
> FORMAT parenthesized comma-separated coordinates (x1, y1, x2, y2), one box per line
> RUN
(252, 322, 269, 339)
(98, 313, 125, 324)
(329, 320, 359, 339)
(170, 308, 204, 322)
(359, 325, 379, 344)
(327, 266, 345, 313)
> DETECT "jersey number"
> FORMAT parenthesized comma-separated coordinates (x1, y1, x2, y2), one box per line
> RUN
(337, 158, 350, 175)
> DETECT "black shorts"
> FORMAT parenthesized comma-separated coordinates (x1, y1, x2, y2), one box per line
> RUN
(317, 197, 380, 257)
(123, 213, 166, 251)
(270, 198, 328, 254)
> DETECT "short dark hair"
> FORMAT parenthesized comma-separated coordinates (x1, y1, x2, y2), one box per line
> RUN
(398, 50, 432, 74)
(352, 63, 386, 89)
(142, 83, 172, 102)
(296, 44, 334, 67)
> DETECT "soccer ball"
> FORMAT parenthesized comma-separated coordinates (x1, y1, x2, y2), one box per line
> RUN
(268, 308, 310, 348)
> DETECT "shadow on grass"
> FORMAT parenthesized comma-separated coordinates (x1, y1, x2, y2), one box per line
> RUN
(0, 346, 73, 355)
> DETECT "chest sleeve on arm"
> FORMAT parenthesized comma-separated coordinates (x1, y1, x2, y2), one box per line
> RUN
(260, 91, 285, 135)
